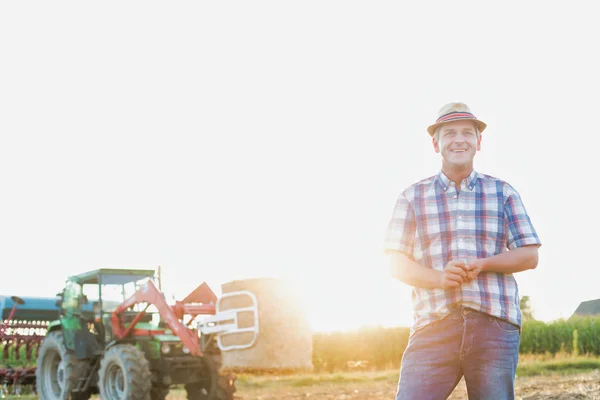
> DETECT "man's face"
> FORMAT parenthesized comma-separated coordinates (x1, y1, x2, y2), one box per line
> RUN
(433, 120, 481, 168)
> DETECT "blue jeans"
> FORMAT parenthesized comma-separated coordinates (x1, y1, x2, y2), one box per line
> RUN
(396, 307, 520, 400)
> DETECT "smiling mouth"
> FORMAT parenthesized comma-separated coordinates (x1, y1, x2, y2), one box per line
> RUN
(451, 149, 467, 153)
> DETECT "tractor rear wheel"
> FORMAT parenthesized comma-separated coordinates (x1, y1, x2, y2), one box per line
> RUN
(98, 344, 152, 400)
(36, 331, 89, 400)
(185, 353, 236, 400)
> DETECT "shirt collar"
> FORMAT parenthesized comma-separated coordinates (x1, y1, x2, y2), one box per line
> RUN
(437, 170, 479, 192)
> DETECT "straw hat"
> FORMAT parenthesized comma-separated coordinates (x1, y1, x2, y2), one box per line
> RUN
(427, 102, 487, 137)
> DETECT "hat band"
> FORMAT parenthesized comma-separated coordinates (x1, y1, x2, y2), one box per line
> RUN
(435, 111, 478, 124)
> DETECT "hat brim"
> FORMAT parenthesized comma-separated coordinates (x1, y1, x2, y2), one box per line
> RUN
(427, 119, 487, 137)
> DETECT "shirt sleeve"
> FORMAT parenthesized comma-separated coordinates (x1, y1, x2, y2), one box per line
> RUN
(504, 185, 541, 250)
(383, 193, 416, 257)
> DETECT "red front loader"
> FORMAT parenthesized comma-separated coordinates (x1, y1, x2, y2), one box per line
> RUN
(35, 268, 258, 400)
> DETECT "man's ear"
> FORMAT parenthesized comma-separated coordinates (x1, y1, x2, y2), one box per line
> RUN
(476, 134, 482, 151)
(433, 137, 440, 153)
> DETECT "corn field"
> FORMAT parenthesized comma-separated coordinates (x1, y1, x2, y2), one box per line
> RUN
(4, 317, 600, 373)
(312, 326, 410, 372)
(519, 316, 600, 355)
(311, 316, 600, 372)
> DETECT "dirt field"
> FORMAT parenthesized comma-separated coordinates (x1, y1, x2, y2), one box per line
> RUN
(8, 370, 600, 399)
(228, 370, 600, 400)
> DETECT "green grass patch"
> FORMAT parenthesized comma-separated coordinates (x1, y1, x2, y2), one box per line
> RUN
(517, 358, 600, 377)
(235, 370, 398, 389)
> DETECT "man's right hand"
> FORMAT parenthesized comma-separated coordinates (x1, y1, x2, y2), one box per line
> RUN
(439, 260, 469, 289)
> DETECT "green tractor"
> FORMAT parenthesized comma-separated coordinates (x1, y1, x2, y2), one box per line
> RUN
(35, 268, 259, 400)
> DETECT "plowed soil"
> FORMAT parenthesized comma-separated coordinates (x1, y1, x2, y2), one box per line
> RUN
(229, 370, 600, 400)
(12, 371, 600, 400)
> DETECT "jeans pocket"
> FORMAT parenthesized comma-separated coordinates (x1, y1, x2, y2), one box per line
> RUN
(409, 316, 452, 341)
(492, 317, 520, 334)
(409, 321, 435, 340)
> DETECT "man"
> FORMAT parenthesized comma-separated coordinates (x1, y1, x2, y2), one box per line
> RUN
(384, 102, 541, 400)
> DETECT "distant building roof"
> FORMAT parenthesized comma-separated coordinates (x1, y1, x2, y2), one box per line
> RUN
(571, 298, 600, 319)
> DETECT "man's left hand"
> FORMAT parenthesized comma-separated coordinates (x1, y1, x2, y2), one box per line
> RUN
(465, 259, 484, 283)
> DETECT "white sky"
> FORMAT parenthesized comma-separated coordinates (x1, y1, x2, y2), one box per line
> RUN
(1, 2, 598, 332)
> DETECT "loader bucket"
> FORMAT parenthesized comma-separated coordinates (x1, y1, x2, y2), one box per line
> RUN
(198, 291, 259, 351)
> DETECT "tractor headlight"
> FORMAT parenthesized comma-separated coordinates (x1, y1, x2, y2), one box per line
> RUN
(182, 346, 191, 354)
(161, 343, 171, 354)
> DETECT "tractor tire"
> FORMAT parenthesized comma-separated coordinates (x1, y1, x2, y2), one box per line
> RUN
(36, 331, 88, 400)
(98, 344, 152, 400)
(151, 384, 170, 400)
(72, 390, 92, 400)
(185, 353, 236, 400)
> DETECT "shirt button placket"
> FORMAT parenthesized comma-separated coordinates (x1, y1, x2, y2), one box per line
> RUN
(457, 192, 463, 258)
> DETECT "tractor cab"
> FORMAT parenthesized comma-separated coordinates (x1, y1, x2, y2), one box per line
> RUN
(55, 268, 158, 358)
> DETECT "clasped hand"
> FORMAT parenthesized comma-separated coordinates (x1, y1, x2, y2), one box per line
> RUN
(440, 260, 482, 289)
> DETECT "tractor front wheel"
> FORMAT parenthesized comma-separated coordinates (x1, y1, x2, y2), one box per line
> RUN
(36, 331, 89, 400)
(185, 354, 236, 400)
(98, 344, 152, 400)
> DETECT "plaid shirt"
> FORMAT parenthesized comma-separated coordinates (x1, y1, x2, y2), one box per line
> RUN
(384, 170, 541, 333)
